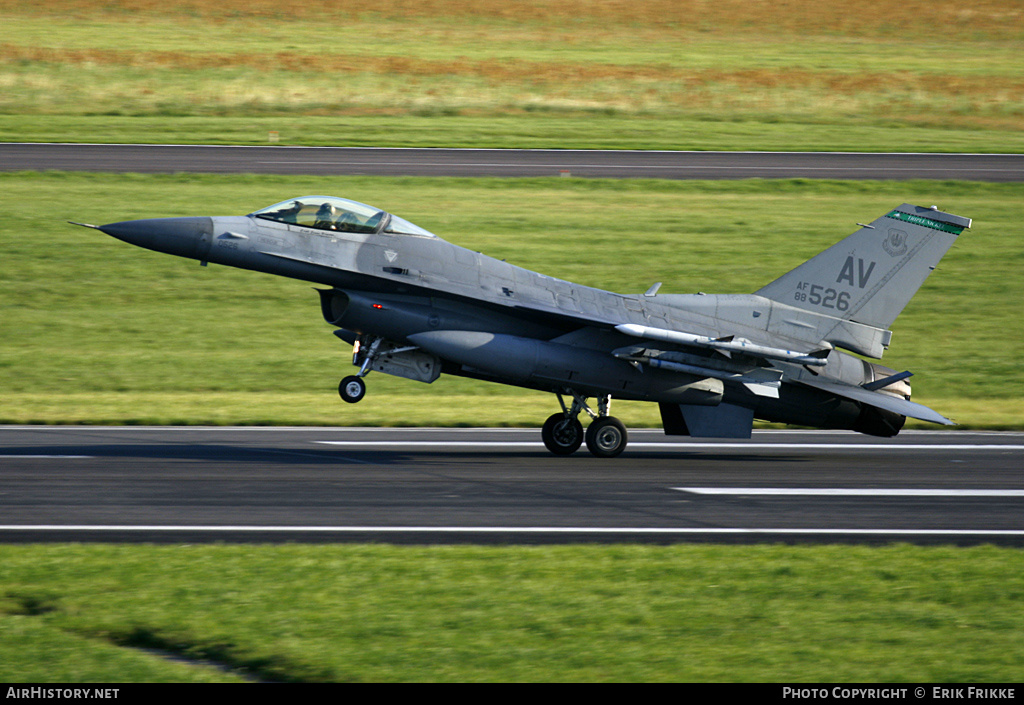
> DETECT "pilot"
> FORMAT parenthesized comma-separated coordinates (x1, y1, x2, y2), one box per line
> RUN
(314, 202, 338, 230)
(335, 211, 359, 232)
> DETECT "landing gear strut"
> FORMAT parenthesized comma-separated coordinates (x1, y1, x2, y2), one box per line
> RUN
(337, 336, 382, 404)
(542, 391, 628, 458)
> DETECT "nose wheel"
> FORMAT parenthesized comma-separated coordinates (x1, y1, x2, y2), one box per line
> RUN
(339, 375, 366, 403)
(338, 336, 384, 404)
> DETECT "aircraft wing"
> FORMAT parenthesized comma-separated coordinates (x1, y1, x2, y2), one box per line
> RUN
(794, 375, 953, 425)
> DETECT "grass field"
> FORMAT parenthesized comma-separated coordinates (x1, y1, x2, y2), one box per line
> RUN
(1, 0, 1021, 151)
(1, 172, 1021, 428)
(3, 543, 1024, 682)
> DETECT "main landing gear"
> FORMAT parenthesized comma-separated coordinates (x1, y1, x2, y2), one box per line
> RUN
(542, 391, 628, 458)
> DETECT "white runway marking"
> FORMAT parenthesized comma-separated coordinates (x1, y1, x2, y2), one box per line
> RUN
(2, 525, 1024, 537)
(674, 488, 1024, 497)
(0, 455, 94, 459)
(317, 441, 539, 447)
(314, 441, 1024, 451)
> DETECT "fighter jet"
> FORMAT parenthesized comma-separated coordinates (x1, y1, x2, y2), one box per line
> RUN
(74, 196, 969, 457)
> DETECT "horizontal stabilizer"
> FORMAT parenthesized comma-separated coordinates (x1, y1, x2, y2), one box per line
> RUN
(797, 376, 952, 425)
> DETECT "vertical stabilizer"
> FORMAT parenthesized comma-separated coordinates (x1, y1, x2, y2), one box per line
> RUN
(755, 204, 969, 330)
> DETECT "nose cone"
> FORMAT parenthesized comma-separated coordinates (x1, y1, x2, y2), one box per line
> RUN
(99, 217, 213, 260)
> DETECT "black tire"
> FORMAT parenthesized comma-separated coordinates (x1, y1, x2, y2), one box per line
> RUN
(585, 416, 628, 458)
(339, 376, 366, 403)
(541, 413, 583, 455)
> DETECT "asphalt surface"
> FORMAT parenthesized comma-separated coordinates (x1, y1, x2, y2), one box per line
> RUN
(4, 143, 1024, 180)
(2, 426, 1023, 545)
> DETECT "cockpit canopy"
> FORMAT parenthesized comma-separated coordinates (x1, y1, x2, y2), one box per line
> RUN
(249, 196, 435, 238)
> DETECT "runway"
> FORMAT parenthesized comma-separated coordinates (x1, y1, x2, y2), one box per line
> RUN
(2, 426, 1023, 545)
(3, 143, 1023, 180)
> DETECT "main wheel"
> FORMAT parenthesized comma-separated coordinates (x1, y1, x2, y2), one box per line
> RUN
(339, 375, 366, 404)
(585, 416, 628, 458)
(541, 413, 584, 455)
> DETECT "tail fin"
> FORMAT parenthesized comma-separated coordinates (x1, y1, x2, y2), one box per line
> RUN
(755, 204, 970, 330)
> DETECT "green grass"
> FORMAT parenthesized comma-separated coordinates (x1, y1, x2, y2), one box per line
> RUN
(2, 544, 1023, 682)
(1, 172, 1022, 427)
(5, 114, 1024, 153)
(1, 0, 1022, 152)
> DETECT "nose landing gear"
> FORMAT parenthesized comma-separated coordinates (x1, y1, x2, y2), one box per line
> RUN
(337, 336, 381, 404)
